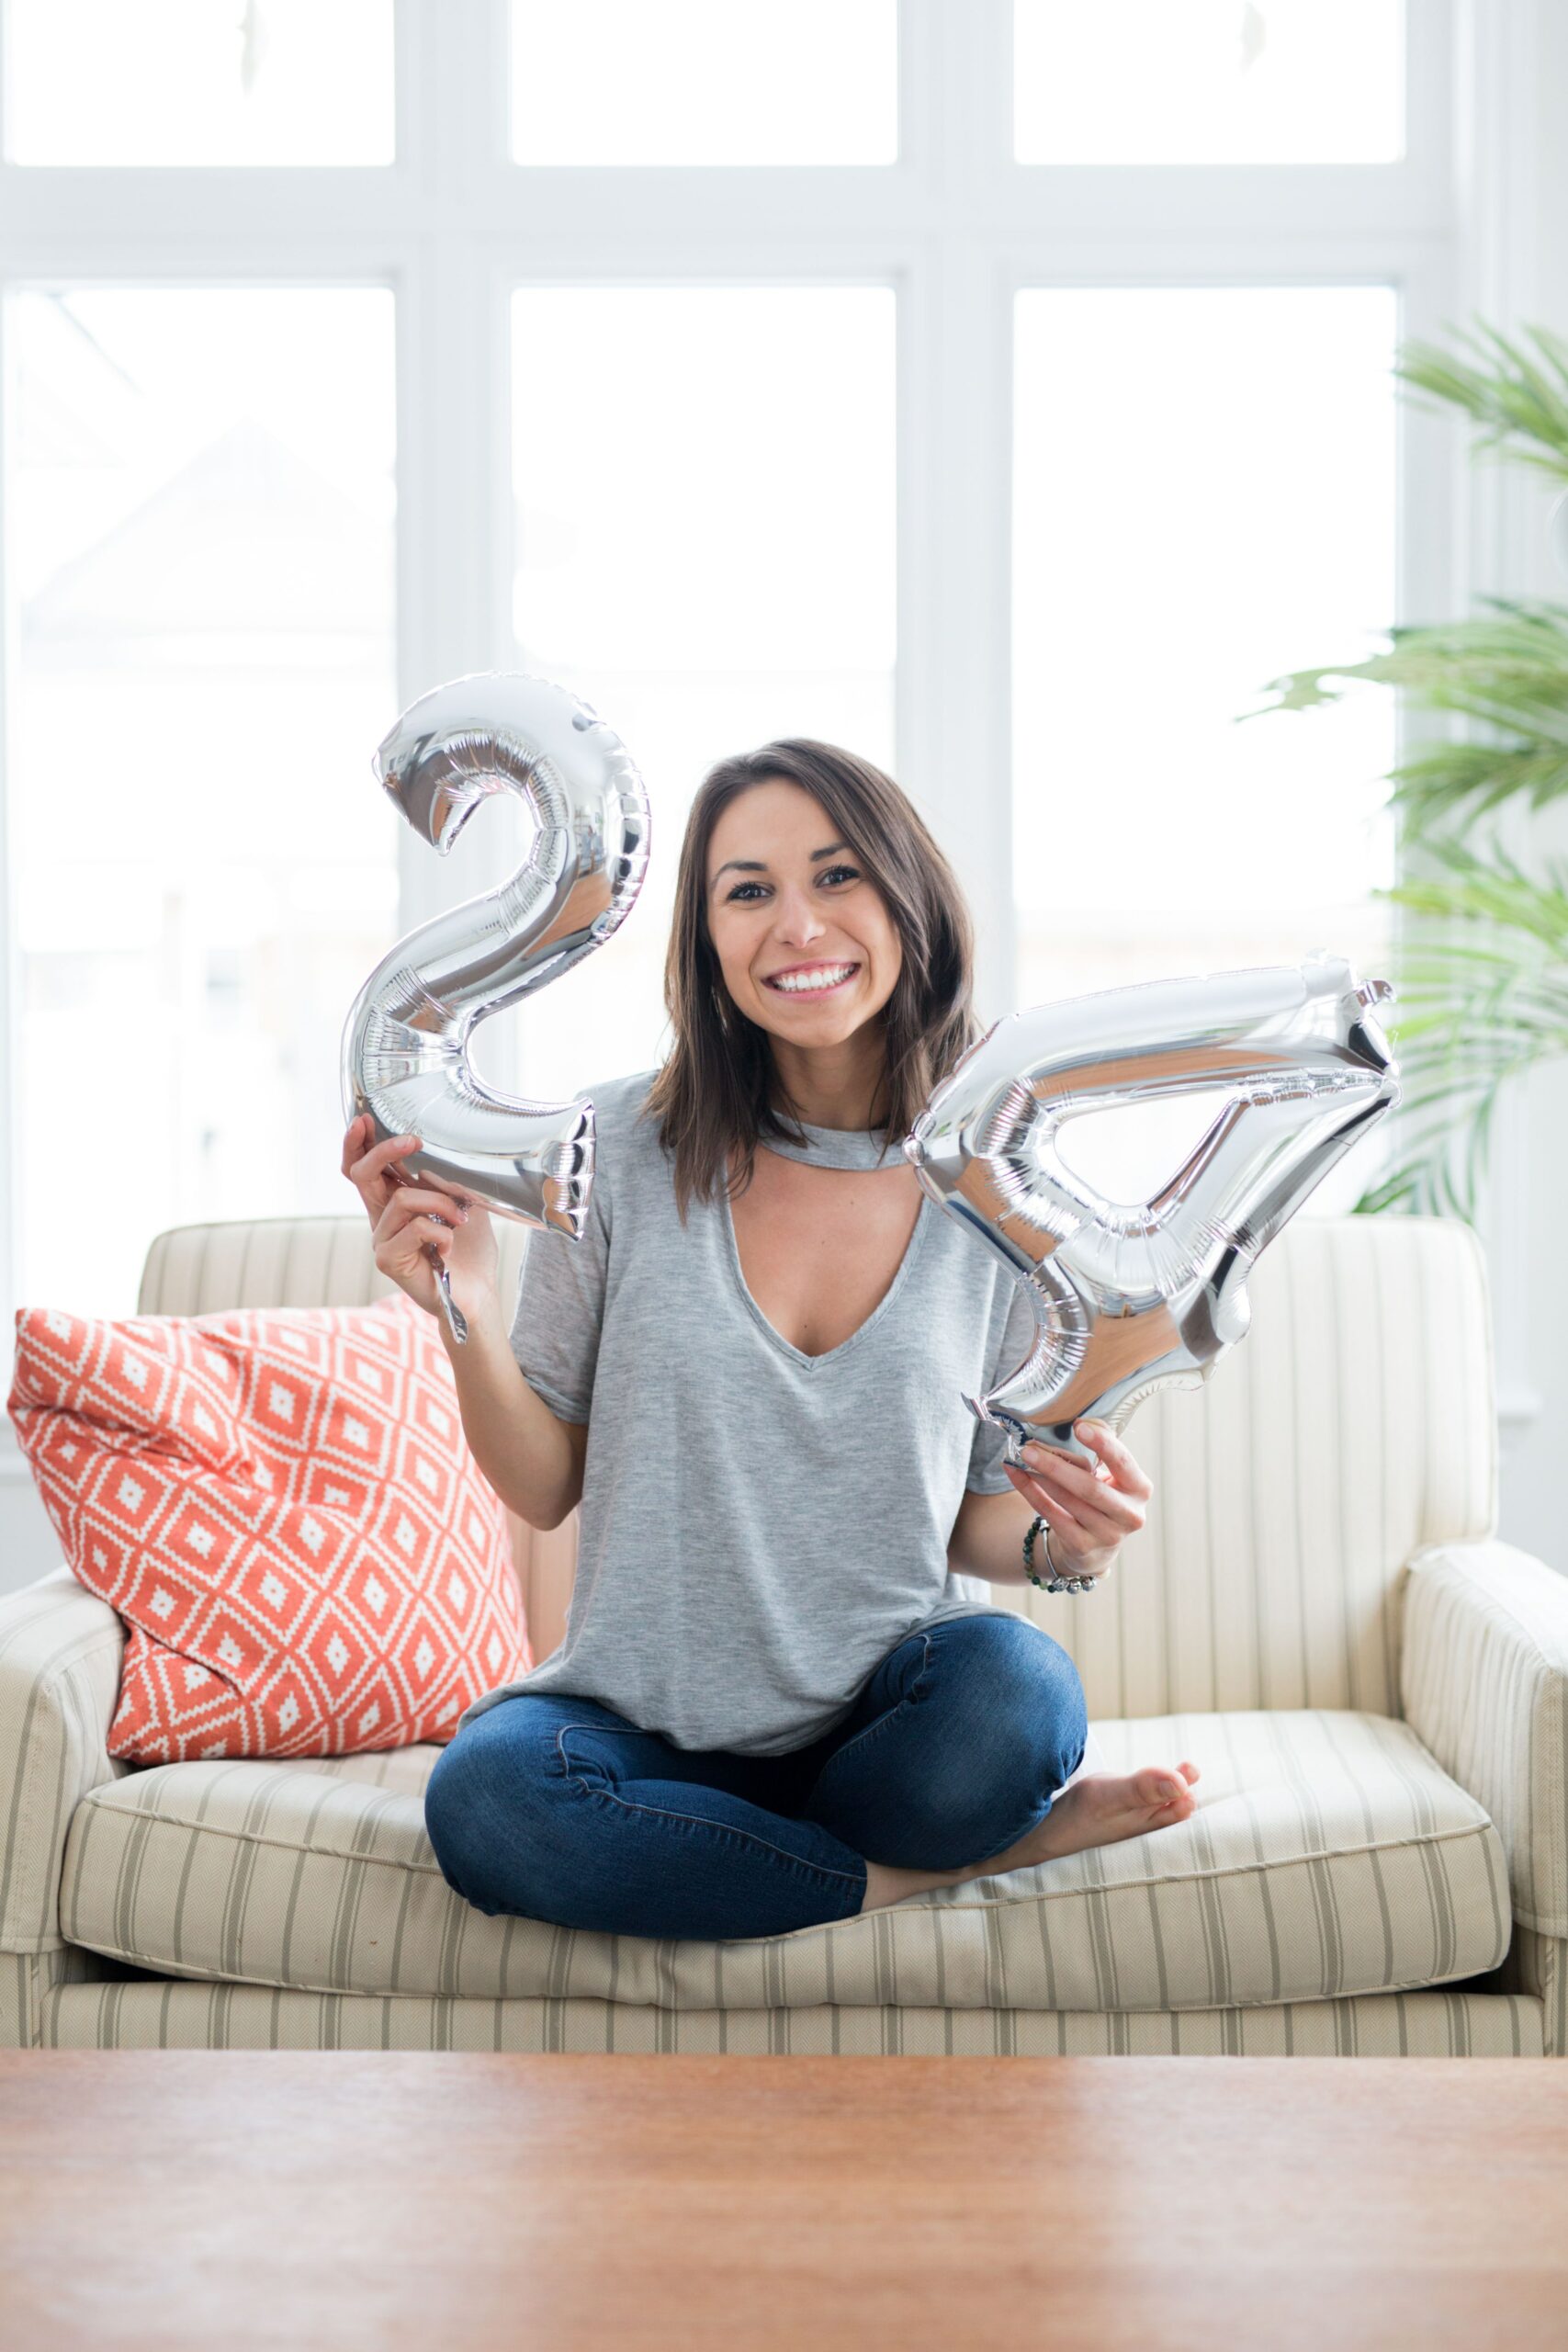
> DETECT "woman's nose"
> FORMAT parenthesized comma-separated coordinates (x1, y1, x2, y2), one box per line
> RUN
(773, 887, 826, 941)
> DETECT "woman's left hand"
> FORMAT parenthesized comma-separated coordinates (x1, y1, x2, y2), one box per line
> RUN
(1003, 1419, 1152, 1584)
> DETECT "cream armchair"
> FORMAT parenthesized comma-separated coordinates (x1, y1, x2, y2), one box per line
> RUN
(2, 1210, 1562, 2056)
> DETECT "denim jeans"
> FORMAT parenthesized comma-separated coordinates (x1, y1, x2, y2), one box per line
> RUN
(423, 1611, 1089, 1943)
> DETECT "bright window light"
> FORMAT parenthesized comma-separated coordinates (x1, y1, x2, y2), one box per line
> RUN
(6, 287, 400, 1314)
(1013, 285, 1398, 1209)
(511, 0, 897, 164)
(4, 0, 394, 166)
(1015, 0, 1404, 164)
(505, 285, 897, 1097)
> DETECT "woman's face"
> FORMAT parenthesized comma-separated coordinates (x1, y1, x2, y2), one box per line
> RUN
(704, 779, 903, 1046)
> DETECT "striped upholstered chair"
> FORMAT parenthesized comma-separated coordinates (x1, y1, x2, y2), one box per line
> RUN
(3, 1211, 1563, 2056)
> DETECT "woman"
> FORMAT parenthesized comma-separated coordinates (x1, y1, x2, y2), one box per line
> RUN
(342, 739, 1199, 1942)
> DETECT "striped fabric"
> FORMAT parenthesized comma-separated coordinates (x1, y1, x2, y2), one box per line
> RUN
(1401, 1537, 1568, 1940)
(134, 1216, 529, 1330)
(0, 1940, 136, 2051)
(0, 1205, 1554, 2054)
(57, 1708, 1508, 2015)
(29, 1980, 1545, 2058)
(0, 1570, 129, 1950)
(1481, 1926, 1568, 2059)
(1041, 1213, 1496, 1724)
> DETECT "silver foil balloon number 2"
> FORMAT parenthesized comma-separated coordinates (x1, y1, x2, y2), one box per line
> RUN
(904, 954, 1400, 1470)
(341, 673, 651, 1346)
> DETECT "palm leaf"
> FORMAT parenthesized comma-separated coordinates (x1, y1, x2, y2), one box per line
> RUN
(1351, 839, 1568, 1220)
(1383, 741, 1568, 827)
(1247, 599, 1568, 835)
(1395, 321, 1568, 485)
(1242, 321, 1568, 1222)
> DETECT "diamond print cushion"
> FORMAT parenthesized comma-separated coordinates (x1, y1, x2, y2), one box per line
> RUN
(6, 1293, 532, 1762)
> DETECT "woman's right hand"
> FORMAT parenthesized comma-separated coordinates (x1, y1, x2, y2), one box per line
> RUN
(341, 1114, 501, 1328)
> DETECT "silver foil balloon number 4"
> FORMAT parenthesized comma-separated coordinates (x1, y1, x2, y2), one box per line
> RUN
(341, 672, 650, 1345)
(903, 953, 1400, 1469)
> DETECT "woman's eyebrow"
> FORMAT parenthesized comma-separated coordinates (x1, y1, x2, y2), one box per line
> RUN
(709, 842, 849, 889)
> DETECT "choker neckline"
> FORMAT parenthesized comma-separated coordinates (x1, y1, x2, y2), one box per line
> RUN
(758, 1116, 901, 1172)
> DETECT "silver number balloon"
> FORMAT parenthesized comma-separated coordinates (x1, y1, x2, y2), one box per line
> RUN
(341, 672, 651, 1346)
(903, 952, 1400, 1469)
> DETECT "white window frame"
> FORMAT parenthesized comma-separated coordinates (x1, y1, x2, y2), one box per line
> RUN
(0, 0, 1543, 1464)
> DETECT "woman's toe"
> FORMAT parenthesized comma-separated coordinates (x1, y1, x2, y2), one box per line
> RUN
(1136, 1768, 1190, 1810)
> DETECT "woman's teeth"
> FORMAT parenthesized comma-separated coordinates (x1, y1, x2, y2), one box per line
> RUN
(764, 964, 858, 995)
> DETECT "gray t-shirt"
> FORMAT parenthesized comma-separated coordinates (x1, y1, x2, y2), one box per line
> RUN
(456, 1065, 1037, 1756)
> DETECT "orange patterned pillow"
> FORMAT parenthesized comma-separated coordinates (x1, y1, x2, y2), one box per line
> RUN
(7, 1291, 533, 1762)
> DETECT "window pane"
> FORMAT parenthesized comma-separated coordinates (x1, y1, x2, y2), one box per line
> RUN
(1015, 0, 1404, 164)
(506, 287, 895, 1097)
(1012, 286, 1397, 1212)
(511, 1, 897, 164)
(6, 288, 398, 1322)
(5, 0, 394, 165)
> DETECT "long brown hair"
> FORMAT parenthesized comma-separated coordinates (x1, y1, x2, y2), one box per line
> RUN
(639, 739, 984, 1223)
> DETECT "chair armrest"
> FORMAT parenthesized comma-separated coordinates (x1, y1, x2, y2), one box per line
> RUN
(1401, 1538, 1568, 1940)
(0, 1567, 128, 1951)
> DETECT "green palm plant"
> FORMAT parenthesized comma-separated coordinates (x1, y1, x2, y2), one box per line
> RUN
(1347, 837, 1568, 1218)
(1253, 321, 1568, 1220)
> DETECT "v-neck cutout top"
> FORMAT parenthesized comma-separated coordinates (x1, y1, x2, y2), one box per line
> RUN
(457, 1066, 1038, 1757)
(722, 1120, 934, 1372)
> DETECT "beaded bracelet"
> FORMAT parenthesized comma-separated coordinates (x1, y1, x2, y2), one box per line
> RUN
(1021, 1513, 1097, 1596)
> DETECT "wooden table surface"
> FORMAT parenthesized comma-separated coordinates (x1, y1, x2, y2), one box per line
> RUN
(2, 2052, 1564, 2351)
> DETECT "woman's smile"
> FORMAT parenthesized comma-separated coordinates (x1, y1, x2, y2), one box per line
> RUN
(761, 960, 861, 999)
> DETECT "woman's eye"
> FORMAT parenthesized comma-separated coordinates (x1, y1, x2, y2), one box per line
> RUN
(725, 865, 860, 902)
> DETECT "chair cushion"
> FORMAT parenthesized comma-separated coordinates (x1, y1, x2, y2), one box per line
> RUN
(60, 1708, 1510, 2013)
(8, 1292, 532, 1761)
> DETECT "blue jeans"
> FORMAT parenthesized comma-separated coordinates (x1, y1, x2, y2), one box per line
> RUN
(423, 1611, 1089, 1942)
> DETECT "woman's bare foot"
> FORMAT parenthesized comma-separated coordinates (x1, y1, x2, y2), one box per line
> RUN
(970, 1762, 1201, 1878)
(858, 1762, 1201, 1914)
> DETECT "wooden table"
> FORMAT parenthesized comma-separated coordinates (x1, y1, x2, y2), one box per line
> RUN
(2, 2052, 1564, 2350)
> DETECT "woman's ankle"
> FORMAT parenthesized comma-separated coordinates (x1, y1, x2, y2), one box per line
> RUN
(859, 1857, 974, 1914)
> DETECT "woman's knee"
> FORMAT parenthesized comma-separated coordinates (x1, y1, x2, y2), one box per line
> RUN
(940, 1611, 1085, 1730)
(423, 1701, 570, 1914)
(816, 1615, 1089, 1871)
(924, 1615, 1089, 1801)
